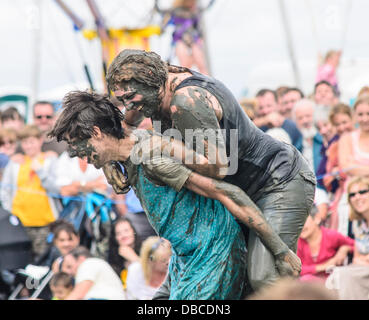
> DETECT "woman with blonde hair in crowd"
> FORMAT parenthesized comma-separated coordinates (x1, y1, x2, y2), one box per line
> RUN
(323, 103, 355, 229)
(125, 236, 172, 300)
(325, 176, 369, 299)
(357, 86, 369, 99)
(347, 177, 369, 265)
(239, 97, 257, 121)
(335, 97, 369, 237)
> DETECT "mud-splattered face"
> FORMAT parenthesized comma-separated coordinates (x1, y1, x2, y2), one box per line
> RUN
(114, 80, 162, 118)
(67, 138, 104, 169)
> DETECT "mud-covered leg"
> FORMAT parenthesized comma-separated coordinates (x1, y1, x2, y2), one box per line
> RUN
(247, 170, 315, 291)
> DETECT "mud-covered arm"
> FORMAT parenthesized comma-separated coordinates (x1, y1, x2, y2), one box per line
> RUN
(185, 173, 285, 254)
(169, 86, 228, 178)
(143, 155, 301, 277)
(148, 135, 226, 180)
(185, 172, 301, 276)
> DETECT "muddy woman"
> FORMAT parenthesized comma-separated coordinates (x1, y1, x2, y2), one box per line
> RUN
(49, 91, 302, 299)
(103, 49, 316, 295)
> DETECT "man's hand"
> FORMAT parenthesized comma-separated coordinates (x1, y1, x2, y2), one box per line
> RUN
(102, 162, 130, 194)
(275, 249, 302, 277)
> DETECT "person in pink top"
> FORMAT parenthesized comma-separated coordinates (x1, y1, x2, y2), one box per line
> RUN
(316, 50, 341, 95)
(333, 96, 369, 236)
(297, 205, 355, 282)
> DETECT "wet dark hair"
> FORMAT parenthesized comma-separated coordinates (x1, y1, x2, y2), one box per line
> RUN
(48, 91, 125, 142)
(107, 49, 168, 94)
(106, 49, 191, 94)
(107, 217, 142, 276)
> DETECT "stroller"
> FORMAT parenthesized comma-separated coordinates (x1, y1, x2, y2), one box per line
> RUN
(58, 191, 117, 259)
(4, 191, 116, 300)
(0, 208, 32, 300)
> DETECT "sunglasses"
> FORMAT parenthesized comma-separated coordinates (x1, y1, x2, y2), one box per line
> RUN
(348, 189, 369, 198)
(35, 115, 53, 119)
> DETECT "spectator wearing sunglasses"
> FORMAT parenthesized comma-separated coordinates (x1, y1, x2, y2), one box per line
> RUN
(325, 176, 369, 299)
(347, 177, 369, 265)
(335, 97, 369, 237)
(33, 101, 67, 156)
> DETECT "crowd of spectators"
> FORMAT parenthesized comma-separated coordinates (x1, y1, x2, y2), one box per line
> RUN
(0, 100, 165, 300)
(0, 47, 369, 300)
(241, 52, 369, 299)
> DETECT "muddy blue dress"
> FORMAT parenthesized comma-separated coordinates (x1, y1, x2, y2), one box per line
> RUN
(132, 163, 246, 300)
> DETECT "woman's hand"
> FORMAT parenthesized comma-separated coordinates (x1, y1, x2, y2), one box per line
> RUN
(275, 249, 302, 277)
(103, 162, 130, 194)
(118, 246, 139, 263)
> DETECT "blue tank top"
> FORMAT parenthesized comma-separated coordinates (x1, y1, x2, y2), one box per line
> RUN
(174, 71, 303, 201)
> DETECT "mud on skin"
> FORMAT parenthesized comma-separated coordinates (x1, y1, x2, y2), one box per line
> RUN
(67, 139, 99, 164)
(171, 88, 226, 162)
(117, 79, 162, 118)
(214, 180, 289, 257)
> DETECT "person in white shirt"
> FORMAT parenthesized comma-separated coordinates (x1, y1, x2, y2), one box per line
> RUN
(54, 152, 108, 197)
(61, 246, 126, 300)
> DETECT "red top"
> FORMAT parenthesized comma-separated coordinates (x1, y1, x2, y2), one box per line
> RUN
(297, 227, 355, 279)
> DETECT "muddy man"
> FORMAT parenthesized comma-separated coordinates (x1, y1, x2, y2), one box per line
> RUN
(104, 49, 316, 294)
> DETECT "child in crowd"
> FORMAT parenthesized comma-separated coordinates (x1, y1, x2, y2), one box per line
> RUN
(49, 272, 74, 300)
(0, 125, 59, 260)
